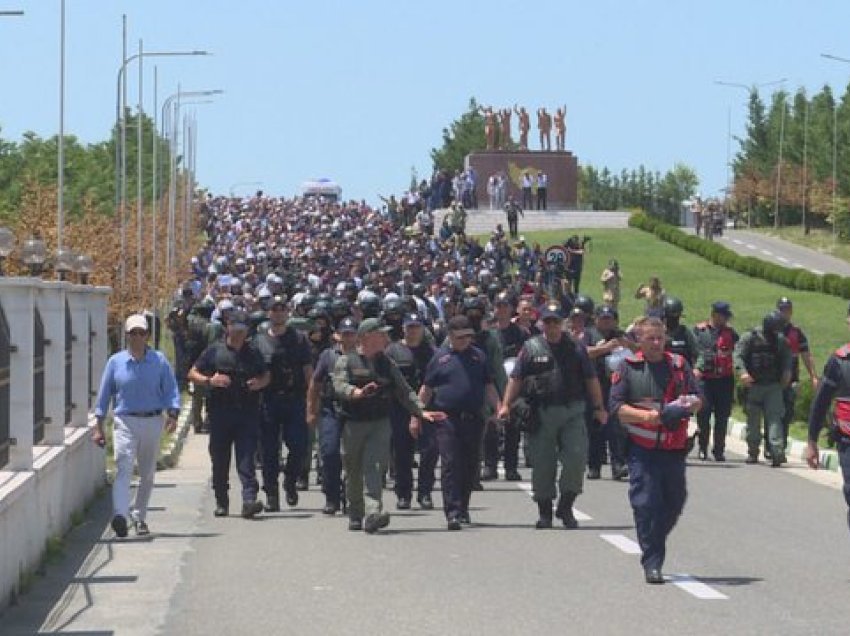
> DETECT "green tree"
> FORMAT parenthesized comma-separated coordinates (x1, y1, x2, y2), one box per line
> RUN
(430, 97, 486, 173)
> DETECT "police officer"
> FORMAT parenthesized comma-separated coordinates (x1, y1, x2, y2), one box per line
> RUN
(254, 295, 313, 511)
(734, 311, 792, 466)
(461, 295, 507, 482)
(489, 292, 527, 480)
(386, 313, 438, 509)
(188, 310, 271, 519)
(307, 316, 359, 515)
(609, 316, 703, 584)
(186, 299, 215, 433)
(504, 197, 523, 239)
(333, 318, 442, 533)
(585, 304, 633, 480)
(776, 297, 819, 452)
(693, 301, 739, 461)
(499, 303, 605, 529)
(416, 315, 500, 529)
(662, 297, 698, 367)
(806, 304, 850, 534)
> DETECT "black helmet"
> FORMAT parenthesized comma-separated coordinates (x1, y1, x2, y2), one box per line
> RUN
(357, 293, 381, 318)
(249, 310, 268, 333)
(776, 296, 793, 310)
(663, 296, 684, 318)
(400, 295, 417, 313)
(487, 282, 503, 300)
(382, 296, 405, 316)
(411, 282, 427, 298)
(297, 293, 317, 313)
(462, 295, 487, 315)
(330, 297, 351, 319)
(317, 292, 333, 304)
(193, 298, 215, 318)
(308, 305, 331, 323)
(573, 294, 595, 315)
(763, 310, 784, 335)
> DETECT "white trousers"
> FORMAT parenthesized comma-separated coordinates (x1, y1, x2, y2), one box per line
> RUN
(112, 414, 163, 522)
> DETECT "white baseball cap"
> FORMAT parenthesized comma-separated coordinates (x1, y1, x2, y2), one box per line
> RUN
(124, 314, 148, 333)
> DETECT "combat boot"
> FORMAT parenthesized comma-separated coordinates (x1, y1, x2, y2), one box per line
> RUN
(556, 492, 579, 529)
(265, 490, 280, 513)
(535, 500, 553, 529)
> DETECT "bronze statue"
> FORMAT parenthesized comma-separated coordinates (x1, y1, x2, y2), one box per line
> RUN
(480, 105, 498, 150)
(554, 105, 566, 151)
(499, 108, 513, 149)
(514, 104, 530, 150)
(537, 107, 552, 152)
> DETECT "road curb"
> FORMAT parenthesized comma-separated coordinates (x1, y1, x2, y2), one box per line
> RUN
(725, 418, 839, 471)
(157, 397, 192, 470)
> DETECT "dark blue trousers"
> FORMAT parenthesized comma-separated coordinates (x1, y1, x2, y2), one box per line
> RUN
(208, 405, 260, 504)
(484, 416, 520, 472)
(435, 414, 484, 520)
(697, 376, 734, 454)
(260, 392, 307, 494)
(389, 403, 438, 499)
(587, 408, 626, 471)
(839, 439, 850, 533)
(318, 405, 343, 504)
(628, 446, 687, 571)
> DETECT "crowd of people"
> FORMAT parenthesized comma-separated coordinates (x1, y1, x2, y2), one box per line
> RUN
(95, 188, 850, 586)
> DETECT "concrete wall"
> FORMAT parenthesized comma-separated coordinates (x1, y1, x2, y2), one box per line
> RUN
(0, 279, 110, 608)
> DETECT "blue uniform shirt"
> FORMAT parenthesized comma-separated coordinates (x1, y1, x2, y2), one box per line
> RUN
(94, 348, 181, 418)
(423, 344, 491, 413)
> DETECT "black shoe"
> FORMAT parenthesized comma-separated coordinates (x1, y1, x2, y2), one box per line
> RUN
(285, 486, 299, 507)
(241, 500, 263, 519)
(556, 494, 578, 529)
(611, 464, 629, 481)
(586, 467, 601, 480)
(296, 477, 309, 491)
(746, 454, 759, 464)
(364, 512, 390, 534)
(698, 448, 708, 461)
(134, 520, 150, 536)
(764, 448, 773, 461)
(214, 499, 229, 517)
(713, 451, 726, 462)
(323, 501, 340, 515)
(505, 470, 522, 481)
(348, 518, 362, 531)
(535, 500, 553, 529)
(265, 494, 280, 513)
(417, 494, 434, 510)
(771, 454, 786, 468)
(481, 466, 498, 481)
(459, 511, 471, 525)
(396, 498, 411, 510)
(111, 514, 128, 538)
(447, 517, 462, 531)
(644, 568, 665, 585)
(472, 479, 484, 491)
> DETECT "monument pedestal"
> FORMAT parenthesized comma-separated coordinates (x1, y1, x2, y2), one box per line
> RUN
(465, 150, 579, 209)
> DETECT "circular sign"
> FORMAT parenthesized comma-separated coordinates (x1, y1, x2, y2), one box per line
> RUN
(544, 245, 568, 266)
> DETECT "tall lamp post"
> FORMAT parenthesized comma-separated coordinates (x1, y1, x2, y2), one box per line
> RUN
(820, 53, 850, 245)
(714, 78, 787, 228)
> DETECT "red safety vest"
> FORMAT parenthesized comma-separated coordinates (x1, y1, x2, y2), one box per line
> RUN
(623, 351, 690, 451)
(784, 324, 802, 356)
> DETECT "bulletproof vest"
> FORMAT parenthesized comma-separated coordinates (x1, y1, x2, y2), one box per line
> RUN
(665, 323, 693, 365)
(522, 335, 585, 404)
(498, 323, 525, 359)
(386, 342, 419, 390)
(338, 352, 392, 421)
(746, 331, 780, 383)
(210, 343, 256, 407)
(256, 328, 306, 395)
(186, 314, 210, 360)
(697, 324, 735, 378)
(320, 347, 342, 405)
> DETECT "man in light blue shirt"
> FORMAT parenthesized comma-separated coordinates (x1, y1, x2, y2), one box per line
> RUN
(93, 314, 181, 537)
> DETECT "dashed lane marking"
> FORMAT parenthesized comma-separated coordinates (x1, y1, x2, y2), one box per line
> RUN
(732, 239, 743, 245)
(777, 256, 788, 263)
(600, 534, 729, 600)
(761, 249, 773, 256)
(513, 481, 592, 521)
(812, 268, 824, 275)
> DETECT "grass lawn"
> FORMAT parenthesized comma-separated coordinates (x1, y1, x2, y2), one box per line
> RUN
(751, 225, 850, 264)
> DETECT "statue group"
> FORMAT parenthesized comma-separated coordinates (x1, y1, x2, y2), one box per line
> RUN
(479, 104, 567, 152)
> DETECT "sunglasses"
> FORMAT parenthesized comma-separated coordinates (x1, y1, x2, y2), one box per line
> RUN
(127, 329, 147, 336)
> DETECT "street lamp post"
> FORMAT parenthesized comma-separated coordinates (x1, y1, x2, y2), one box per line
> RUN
(820, 52, 850, 245)
(714, 78, 787, 229)
(58, 0, 65, 249)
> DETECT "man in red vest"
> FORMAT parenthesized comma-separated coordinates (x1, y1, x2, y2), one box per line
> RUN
(609, 316, 703, 584)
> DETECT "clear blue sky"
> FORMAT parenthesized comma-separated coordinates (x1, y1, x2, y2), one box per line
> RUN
(2, 0, 850, 204)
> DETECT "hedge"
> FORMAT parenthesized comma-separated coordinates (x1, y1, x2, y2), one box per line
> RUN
(629, 213, 850, 299)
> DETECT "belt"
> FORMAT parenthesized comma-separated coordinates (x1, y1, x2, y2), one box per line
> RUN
(124, 410, 162, 418)
(444, 410, 482, 422)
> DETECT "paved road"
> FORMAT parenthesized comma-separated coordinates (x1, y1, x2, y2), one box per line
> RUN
(3, 426, 848, 636)
(464, 207, 630, 235)
(705, 228, 850, 277)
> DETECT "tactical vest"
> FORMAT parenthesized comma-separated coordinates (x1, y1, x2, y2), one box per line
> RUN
(186, 314, 210, 361)
(210, 343, 257, 408)
(258, 329, 307, 395)
(320, 347, 342, 406)
(832, 345, 850, 438)
(386, 342, 419, 391)
(499, 323, 525, 359)
(665, 324, 693, 365)
(621, 352, 690, 451)
(746, 331, 780, 383)
(698, 324, 735, 378)
(521, 335, 585, 405)
(337, 352, 392, 421)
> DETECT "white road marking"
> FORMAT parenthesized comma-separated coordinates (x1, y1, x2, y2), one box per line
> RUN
(600, 534, 642, 555)
(812, 268, 824, 275)
(667, 574, 728, 600)
(761, 249, 772, 256)
(732, 239, 743, 245)
(513, 481, 591, 520)
(777, 256, 788, 263)
(746, 243, 757, 249)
